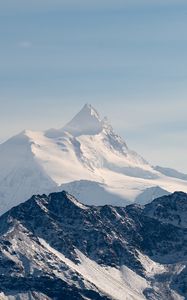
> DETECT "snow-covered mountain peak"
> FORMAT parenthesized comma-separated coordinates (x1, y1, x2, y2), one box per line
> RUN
(83, 103, 100, 119)
(45, 104, 113, 138)
(62, 103, 103, 137)
(1, 104, 187, 215)
(101, 116, 113, 133)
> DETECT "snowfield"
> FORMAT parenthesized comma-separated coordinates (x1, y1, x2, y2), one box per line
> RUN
(39, 238, 148, 300)
(0, 104, 187, 214)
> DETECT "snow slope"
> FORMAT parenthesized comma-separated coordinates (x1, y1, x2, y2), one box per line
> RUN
(39, 238, 148, 300)
(0, 190, 186, 299)
(0, 104, 187, 214)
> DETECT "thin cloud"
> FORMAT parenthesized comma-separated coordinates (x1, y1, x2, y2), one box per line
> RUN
(18, 41, 32, 49)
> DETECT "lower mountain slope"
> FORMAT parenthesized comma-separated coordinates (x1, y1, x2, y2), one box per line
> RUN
(0, 191, 186, 299)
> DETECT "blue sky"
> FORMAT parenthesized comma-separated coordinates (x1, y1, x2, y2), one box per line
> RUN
(1, 0, 187, 171)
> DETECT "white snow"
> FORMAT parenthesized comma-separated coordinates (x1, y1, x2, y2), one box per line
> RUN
(137, 251, 167, 278)
(0, 292, 50, 300)
(0, 104, 187, 214)
(65, 193, 89, 210)
(46, 104, 103, 137)
(39, 238, 148, 300)
(0, 131, 56, 214)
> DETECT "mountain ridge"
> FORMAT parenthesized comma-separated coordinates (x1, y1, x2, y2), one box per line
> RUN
(0, 104, 187, 214)
(0, 190, 187, 299)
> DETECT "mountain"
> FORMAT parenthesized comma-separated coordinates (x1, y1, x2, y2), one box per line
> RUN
(46, 103, 104, 138)
(135, 186, 170, 205)
(0, 190, 186, 299)
(0, 103, 187, 214)
(154, 166, 187, 181)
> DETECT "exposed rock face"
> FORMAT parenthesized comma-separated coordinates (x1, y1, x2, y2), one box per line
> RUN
(0, 191, 186, 299)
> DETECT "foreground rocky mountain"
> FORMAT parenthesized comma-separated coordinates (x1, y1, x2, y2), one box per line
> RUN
(0, 191, 187, 300)
(1, 104, 187, 214)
